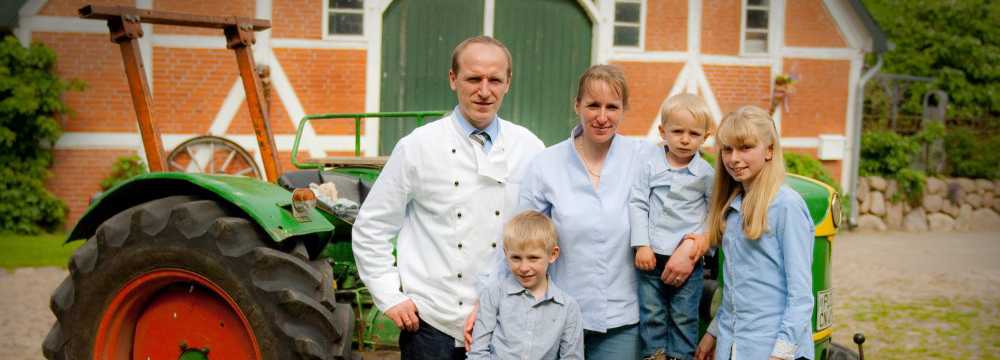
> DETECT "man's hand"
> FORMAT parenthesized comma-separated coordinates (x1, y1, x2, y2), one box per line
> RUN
(463, 304, 479, 351)
(684, 233, 710, 260)
(634, 246, 656, 271)
(662, 240, 695, 286)
(694, 333, 716, 360)
(385, 298, 420, 332)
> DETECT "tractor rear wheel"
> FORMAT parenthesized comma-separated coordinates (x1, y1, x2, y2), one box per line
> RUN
(42, 196, 354, 359)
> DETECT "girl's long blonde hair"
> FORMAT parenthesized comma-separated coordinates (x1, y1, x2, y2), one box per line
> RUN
(706, 106, 786, 245)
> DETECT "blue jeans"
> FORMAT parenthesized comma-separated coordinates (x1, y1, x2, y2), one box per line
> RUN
(638, 254, 703, 359)
(398, 320, 465, 360)
(584, 323, 640, 359)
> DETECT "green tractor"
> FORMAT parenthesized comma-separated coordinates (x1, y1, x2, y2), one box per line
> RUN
(46, 4, 862, 360)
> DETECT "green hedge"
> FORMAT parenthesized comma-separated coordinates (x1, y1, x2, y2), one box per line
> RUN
(944, 127, 1000, 179)
(0, 37, 81, 234)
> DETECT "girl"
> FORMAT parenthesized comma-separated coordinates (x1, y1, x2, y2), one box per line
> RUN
(695, 106, 815, 360)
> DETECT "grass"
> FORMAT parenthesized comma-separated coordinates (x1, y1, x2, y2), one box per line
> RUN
(836, 296, 1000, 360)
(0, 233, 81, 270)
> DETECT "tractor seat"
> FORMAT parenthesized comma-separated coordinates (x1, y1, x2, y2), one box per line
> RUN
(278, 170, 373, 206)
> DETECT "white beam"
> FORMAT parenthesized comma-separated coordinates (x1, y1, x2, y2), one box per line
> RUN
(20, 16, 107, 33)
(267, 50, 326, 158)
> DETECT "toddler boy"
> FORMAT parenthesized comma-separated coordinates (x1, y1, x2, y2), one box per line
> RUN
(629, 93, 715, 360)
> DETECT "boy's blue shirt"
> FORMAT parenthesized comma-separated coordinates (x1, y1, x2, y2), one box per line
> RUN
(468, 272, 584, 360)
(628, 142, 715, 255)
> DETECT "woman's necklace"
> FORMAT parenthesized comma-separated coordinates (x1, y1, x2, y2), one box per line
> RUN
(575, 138, 603, 178)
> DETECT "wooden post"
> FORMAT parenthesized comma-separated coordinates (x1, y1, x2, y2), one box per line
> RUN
(226, 23, 281, 183)
(107, 15, 167, 172)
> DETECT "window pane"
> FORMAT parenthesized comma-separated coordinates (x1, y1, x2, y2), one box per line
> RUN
(332, 0, 363, 9)
(747, 9, 768, 29)
(615, 2, 640, 23)
(748, 0, 769, 6)
(745, 32, 767, 53)
(329, 13, 363, 35)
(614, 26, 639, 47)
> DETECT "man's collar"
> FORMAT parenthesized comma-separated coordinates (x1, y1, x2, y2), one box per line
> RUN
(453, 106, 500, 140)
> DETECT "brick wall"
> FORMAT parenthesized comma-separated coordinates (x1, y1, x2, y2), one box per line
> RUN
(154, 0, 256, 36)
(785, 0, 846, 47)
(780, 59, 849, 136)
(614, 61, 685, 136)
(273, 0, 324, 39)
(703, 65, 771, 115)
(34, 33, 136, 132)
(645, 0, 687, 52)
(152, 47, 245, 134)
(47, 149, 137, 226)
(701, 0, 741, 55)
(273, 49, 367, 134)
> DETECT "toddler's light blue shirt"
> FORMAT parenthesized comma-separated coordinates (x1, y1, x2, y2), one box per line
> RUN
(628, 143, 714, 255)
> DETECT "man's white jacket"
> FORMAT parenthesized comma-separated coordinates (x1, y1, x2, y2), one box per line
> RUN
(352, 113, 544, 341)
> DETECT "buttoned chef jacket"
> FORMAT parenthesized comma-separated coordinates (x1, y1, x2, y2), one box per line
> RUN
(712, 186, 815, 360)
(517, 127, 646, 332)
(352, 110, 544, 341)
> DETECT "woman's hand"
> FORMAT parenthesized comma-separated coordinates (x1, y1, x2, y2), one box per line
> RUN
(684, 233, 710, 260)
(662, 240, 695, 286)
(634, 246, 656, 271)
(694, 333, 716, 360)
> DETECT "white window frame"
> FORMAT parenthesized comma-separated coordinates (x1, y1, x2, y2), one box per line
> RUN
(739, 0, 770, 56)
(612, 0, 645, 51)
(322, 0, 366, 40)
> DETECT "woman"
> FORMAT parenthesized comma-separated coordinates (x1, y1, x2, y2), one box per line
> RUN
(517, 64, 647, 358)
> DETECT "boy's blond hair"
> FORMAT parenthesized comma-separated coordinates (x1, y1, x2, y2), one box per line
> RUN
(659, 93, 713, 131)
(503, 211, 558, 252)
(706, 106, 786, 246)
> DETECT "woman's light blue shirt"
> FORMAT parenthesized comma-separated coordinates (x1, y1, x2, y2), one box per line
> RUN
(715, 186, 815, 360)
(518, 128, 648, 332)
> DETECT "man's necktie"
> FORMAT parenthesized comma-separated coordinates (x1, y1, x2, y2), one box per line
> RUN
(470, 130, 490, 148)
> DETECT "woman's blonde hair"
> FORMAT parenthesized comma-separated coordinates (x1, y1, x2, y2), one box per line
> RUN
(706, 106, 786, 245)
(575, 64, 628, 109)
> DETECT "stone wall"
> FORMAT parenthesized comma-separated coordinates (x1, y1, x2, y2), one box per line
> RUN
(855, 177, 1000, 232)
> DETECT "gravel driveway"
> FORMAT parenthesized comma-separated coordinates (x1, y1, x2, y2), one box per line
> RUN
(2, 230, 998, 359)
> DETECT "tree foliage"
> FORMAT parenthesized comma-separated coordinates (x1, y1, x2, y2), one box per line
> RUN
(0, 37, 81, 234)
(863, 0, 1000, 121)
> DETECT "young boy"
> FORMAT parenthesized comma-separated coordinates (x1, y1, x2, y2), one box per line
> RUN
(628, 93, 715, 360)
(468, 211, 584, 360)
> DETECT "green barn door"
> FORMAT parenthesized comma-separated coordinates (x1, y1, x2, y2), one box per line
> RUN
(494, 0, 592, 146)
(379, 0, 484, 155)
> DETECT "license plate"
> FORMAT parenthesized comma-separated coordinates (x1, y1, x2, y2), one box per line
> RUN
(816, 289, 833, 330)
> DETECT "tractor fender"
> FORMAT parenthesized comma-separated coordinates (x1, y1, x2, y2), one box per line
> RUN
(68, 172, 334, 255)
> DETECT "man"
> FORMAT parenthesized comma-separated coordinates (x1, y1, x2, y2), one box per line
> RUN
(352, 36, 545, 359)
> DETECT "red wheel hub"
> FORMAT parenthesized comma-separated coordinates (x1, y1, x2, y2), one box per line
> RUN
(93, 269, 261, 360)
